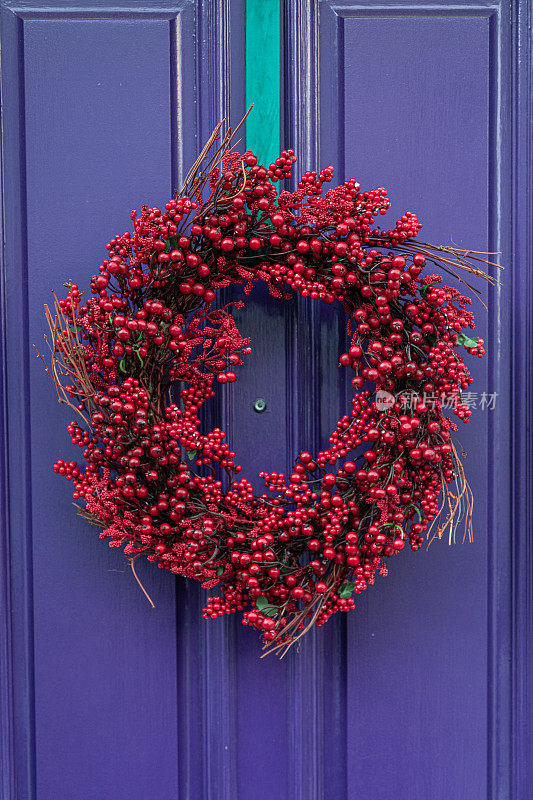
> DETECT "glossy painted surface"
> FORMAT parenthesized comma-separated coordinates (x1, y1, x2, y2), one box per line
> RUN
(342, 15, 491, 799)
(0, 1, 530, 799)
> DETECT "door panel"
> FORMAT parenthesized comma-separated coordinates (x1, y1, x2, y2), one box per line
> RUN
(290, 1, 511, 798)
(340, 14, 490, 800)
(1, 4, 197, 799)
(25, 19, 183, 798)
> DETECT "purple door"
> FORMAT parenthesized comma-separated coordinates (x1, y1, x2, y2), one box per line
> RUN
(1, 1, 530, 799)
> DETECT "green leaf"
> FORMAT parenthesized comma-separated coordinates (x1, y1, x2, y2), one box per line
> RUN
(118, 358, 127, 373)
(339, 581, 355, 599)
(216, 566, 224, 576)
(456, 333, 479, 348)
(187, 449, 197, 460)
(256, 595, 277, 617)
(408, 504, 423, 522)
(420, 282, 436, 297)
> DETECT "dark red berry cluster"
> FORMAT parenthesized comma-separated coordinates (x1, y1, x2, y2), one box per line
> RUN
(47, 132, 484, 655)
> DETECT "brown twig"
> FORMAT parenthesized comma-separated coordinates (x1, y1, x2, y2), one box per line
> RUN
(128, 555, 156, 609)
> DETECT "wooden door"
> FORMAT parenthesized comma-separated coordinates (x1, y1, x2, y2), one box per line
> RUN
(1, 1, 530, 799)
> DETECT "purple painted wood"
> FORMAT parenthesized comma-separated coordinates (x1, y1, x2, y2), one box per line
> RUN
(284, 1, 529, 798)
(0, 3, 198, 798)
(344, 14, 489, 799)
(0, 1, 531, 799)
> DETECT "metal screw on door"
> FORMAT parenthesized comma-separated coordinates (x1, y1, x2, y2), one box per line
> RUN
(253, 398, 267, 413)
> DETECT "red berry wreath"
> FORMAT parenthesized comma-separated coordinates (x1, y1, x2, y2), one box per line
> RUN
(41, 116, 497, 656)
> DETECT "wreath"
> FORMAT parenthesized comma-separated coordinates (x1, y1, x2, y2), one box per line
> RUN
(40, 115, 498, 656)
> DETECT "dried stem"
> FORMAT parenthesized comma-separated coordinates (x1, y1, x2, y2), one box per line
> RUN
(427, 442, 474, 547)
(261, 564, 343, 658)
(128, 555, 156, 609)
(393, 240, 502, 309)
(36, 293, 97, 425)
